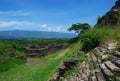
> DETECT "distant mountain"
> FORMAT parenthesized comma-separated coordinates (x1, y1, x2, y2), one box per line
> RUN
(0, 30, 76, 39)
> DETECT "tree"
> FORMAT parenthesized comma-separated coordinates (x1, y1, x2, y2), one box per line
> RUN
(97, 16, 101, 22)
(67, 23, 91, 35)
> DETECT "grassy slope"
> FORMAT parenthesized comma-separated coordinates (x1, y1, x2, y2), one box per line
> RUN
(0, 40, 84, 81)
(0, 49, 69, 81)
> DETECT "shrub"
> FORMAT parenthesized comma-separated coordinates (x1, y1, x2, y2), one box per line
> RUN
(80, 29, 102, 52)
(0, 42, 15, 61)
(0, 57, 23, 72)
(79, 27, 114, 52)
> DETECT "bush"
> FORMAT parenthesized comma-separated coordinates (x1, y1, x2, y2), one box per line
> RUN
(0, 42, 24, 72)
(80, 29, 102, 52)
(0, 57, 23, 72)
(15, 50, 25, 57)
(79, 27, 114, 52)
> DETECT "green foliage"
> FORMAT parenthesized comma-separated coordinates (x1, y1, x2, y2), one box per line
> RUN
(0, 38, 71, 81)
(15, 50, 25, 57)
(79, 26, 120, 52)
(79, 23, 120, 52)
(67, 23, 91, 34)
(97, 16, 101, 22)
(80, 28, 103, 52)
(0, 38, 70, 51)
(0, 42, 14, 56)
(0, 49, 66, 81)
(0, 57, 23, 72)
(108, 77, 116, 81)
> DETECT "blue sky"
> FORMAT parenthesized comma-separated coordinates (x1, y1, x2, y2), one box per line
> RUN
(0, 0, 117, 32)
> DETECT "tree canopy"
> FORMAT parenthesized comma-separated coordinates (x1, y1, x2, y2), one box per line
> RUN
(67, 23, 91, 34)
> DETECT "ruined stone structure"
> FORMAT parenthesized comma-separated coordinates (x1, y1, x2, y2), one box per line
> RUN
(49, 41, 120, 81)
(23, 44, 68, 57)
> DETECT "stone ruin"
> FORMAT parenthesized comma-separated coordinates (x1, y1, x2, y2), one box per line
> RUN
(23, 43, 69, 58)
(49, 41, 120, 81)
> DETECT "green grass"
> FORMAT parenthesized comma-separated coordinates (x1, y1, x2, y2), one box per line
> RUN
(0, 50, 67, 81)
(0, 40, 85, 81)
(0, 34, 99, 81)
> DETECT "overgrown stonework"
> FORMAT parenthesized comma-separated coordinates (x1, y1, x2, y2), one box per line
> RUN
(49, 41, 120, 81)
(95, 0, 120, 27)
(23, 44, 68, 57)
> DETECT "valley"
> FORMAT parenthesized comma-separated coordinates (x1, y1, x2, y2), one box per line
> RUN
(0, 0, 120, 81)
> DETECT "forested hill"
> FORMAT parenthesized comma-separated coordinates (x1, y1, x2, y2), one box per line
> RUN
(0, 30, 76, 39)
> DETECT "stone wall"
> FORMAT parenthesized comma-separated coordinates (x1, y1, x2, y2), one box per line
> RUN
(49, 41, 120, 81)
(23, 44, 68, 58)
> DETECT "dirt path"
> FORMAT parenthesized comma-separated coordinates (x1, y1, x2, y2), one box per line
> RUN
(52, 48, 69, 59)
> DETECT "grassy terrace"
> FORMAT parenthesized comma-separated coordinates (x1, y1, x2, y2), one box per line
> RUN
(0, 40, 84, 81)
(0, 49, 69, 81)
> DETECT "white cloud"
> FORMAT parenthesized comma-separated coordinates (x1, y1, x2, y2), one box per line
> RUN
(0, 10, 32, 16)
(39, 24, 67, 32)
(0, 21, 34, 28)
(13, 26, 21, 30)
(0, 21, 68, 33)
(41, 24, 47, 27)
(51, 26, 67, 32)
(47, 27, 52, 32)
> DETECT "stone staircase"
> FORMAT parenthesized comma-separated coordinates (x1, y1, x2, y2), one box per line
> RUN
(64, 42, 120, 81)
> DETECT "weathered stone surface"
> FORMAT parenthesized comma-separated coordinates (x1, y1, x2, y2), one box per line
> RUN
(102, 55, 110, 61)
(48, 59, 78, 81)
(100, 63, 114, 77)
(92, 54, 98, 65)
(108, 42, 117, 50)
(23, 44, 64, 57)
(81, 73, 88, 81)
(90, 70, 96, 76)
(114, 51, 120, 57)
(94, 48, 103, 57)
(105, 61, 120, 73)
(49, 41, 120, 81)
(91, 76, 97, 81)
(115, 60, 120, 67)
(66, 76, 76, 81)
(95, 67, 106, 81)
(109, 55, 119, 63)
(116, 77, 120, 81)
(95, 0, 120, 27)
(99, 45, 108, 49)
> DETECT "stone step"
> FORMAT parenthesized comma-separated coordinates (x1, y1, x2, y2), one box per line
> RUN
(92, 54, 97, 64)
(114, 51, 120, 58)
(65, 76, 76, 81)
(100, 63, 114, 77)
(94, 48, 103, 57)
(107, 42, 117, 50)
(116, 77, 120, 81)
(105, 61, 120, 73)
(102, 55, 110, 61)
(81, 73, 88, 81)
(91, 76, 97, 81)
(115, 60, 120, 67)
(90, 70, 96, 76)
(97, 47, 108, 54)
(95, 67, 106, 81)
(109, 55, 119, 63)
(88, 75, 92, 81)
(99, 45, 108, 50)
